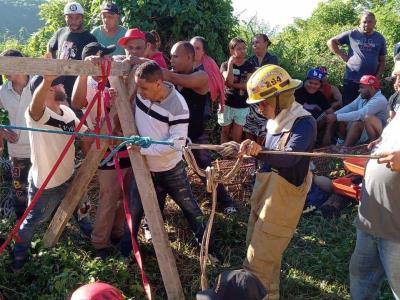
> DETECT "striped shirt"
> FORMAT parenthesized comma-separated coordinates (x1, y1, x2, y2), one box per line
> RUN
(135, 82, 189, 172)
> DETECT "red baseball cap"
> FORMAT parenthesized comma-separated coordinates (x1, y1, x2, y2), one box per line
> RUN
(359, 75, 380, 89)
(71, 282, 124, 300)
(118, 28, 145, 46)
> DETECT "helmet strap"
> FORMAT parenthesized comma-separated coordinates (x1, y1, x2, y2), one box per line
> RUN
(275, 94, 281, 116)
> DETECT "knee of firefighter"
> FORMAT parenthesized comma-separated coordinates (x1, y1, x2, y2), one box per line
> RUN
(247, 220, 294, 262)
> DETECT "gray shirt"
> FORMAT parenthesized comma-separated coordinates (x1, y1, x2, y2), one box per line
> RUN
(336, 30, 387, 81)
(357, 159, 400, 242)
(335, 90, 388, 125)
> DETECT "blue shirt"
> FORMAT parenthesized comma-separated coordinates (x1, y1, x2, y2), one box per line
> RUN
(336, 30, 387, 81)
(258, 116, 317, 186)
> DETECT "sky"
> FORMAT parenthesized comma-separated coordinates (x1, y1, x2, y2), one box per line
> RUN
(232, 0, 323, 30)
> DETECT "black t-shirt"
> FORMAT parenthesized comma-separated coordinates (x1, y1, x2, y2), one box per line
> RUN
(248, 53, 279, 69)
(295, 86, 330, 119)
(179, 86, 208, 140)
(220, 60, 254, 109)
(48, 27, 97, 101)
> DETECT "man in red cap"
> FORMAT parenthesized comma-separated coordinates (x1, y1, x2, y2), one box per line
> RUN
(324, 74, 388, 147)
(117, 28, 146, 57)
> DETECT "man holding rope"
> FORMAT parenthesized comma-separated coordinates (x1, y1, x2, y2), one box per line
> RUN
(220, 65, 316, 299)
(10, 75, 92, 272)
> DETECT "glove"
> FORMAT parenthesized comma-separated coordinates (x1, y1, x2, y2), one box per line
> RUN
(218, 141, 240, 158)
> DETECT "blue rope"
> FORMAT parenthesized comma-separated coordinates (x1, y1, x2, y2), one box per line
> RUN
(0, 124, 175, 167)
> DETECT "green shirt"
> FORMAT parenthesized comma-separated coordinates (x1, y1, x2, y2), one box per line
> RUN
(90, 25, 127, 56)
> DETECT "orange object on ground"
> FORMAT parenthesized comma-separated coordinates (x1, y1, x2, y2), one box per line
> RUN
(332, 173, 363, 201)
(343, 157, 368, 176)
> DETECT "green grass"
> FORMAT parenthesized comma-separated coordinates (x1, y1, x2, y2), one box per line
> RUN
(0, 174, 394, 300)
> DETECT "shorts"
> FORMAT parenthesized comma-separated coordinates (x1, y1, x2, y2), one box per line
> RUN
(217, 105, 249, 127)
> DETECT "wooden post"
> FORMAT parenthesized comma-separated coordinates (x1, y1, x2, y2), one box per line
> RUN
(0, 57, 130, 76)
(42, 109, 115, 247)
(109, 76, 185, 300)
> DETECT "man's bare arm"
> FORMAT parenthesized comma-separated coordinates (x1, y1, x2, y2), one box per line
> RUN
(376, 55, 386, 78)
(29, 76, 55, 121)
(327, 38, 349, 62)
(163, 69, 209, 94)
(71, 75, 89, 110)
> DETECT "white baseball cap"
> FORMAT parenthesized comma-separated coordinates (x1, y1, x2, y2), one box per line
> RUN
(64, 2, 84, 15)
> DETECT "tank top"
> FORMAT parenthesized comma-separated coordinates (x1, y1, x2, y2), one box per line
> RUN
(179, 87, 208, 139)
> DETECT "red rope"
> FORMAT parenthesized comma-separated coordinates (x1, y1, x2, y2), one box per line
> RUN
(94, 59, 111, 149)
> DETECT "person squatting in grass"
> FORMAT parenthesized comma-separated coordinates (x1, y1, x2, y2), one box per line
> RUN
(10, 75, 92, 272)
(219, 37, 254, 144)
(119, 61, 209, 258)
(0, 49, 32, 219)
(72, 42, 131, 260)
(219, 65, 317, 299)
(323, 75, 388, 148)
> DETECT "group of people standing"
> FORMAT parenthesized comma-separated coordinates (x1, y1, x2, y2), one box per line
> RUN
(0, 1, 399, 299)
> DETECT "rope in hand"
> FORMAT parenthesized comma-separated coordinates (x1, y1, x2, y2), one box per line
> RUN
(182, 144, 243, 291)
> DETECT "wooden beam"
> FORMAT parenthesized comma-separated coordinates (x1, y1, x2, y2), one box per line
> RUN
(42, 110, 114, 247)
(0, 57, 131, 76)
(109, 76, 185, 300)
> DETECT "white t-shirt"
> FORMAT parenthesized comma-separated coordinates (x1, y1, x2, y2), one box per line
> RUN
(0, 80, 32, 158)
(25, 105, 87, 189)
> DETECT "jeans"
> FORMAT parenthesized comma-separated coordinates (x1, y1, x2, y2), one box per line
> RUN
(10, 157, 31, 219)
(120, 161, 205, 256)
(350, 229, 400, 300)
(343, 79, 360, 106)
(190, 134, 234, 208)
(13, 176, 92, 260)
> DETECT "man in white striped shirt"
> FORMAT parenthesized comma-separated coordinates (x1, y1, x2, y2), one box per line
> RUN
(120, 61, 207, 256)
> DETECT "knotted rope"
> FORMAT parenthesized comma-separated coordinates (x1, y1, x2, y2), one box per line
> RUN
(182, 144, 243, 290)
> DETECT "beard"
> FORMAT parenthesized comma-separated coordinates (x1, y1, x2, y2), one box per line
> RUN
(54, 90, 67, 102)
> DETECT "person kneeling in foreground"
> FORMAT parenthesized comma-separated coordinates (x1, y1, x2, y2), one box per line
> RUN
(220, 65, 316, 299)
(120, 61, 214, 259)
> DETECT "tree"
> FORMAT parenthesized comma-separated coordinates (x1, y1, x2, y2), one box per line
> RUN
(24, 0, 238, 63)
(271, 0, 400, 95)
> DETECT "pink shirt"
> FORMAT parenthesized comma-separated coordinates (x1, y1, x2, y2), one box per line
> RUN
(150, 51, 167, 68)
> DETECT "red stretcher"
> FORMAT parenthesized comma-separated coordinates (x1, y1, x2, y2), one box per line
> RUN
(332, 158, 368, 201)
